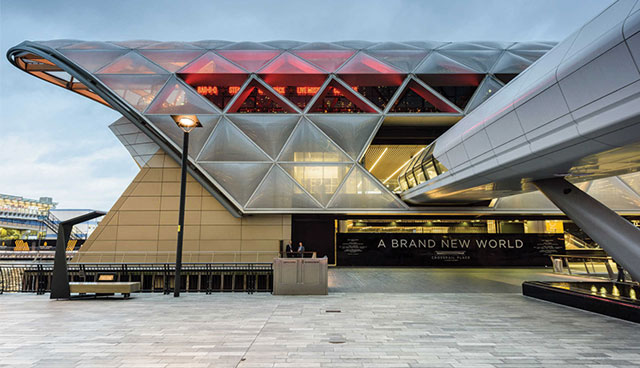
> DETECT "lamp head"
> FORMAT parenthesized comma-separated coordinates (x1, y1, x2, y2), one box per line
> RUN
(171, 115, 202, 132)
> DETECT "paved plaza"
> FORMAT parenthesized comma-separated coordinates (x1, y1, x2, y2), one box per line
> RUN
(0, 268, 639, 367)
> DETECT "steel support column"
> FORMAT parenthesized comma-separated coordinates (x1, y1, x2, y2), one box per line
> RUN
(534, 178, 640, 281)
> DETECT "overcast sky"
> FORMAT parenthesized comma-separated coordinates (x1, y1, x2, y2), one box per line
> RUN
(0, 0, 612, 210)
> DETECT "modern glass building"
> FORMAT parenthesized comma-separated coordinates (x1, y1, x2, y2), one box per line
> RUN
(8, 35, 640, 266)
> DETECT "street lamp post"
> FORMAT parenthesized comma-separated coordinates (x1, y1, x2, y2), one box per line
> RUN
(170, 115, 201, 297)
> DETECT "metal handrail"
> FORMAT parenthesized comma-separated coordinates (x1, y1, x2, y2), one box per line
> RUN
(72, 251, 281, 264)
(549, 254, 615, 279)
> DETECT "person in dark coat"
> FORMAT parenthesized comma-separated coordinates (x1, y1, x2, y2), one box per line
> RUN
(285, 240, 294, 258)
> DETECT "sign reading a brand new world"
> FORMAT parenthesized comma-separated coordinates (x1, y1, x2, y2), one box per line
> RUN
(336, 233, 564, 266)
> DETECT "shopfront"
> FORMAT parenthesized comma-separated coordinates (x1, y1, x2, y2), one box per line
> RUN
(292, 214, 612, 266)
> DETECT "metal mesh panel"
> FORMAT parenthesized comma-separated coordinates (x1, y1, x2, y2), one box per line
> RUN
(200, 162, 272, 206)
(96, 51, 168, 74)
(198, 118, 270, 161)
(278, 118, 351, 162)
(147, 115, 219, 158)
(145, 77, 219, 114)
(307, 115, 380, 160)
(227, 115, 299, 159)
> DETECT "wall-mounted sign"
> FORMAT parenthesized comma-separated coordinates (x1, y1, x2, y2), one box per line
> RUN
(336, 233, 564, 266)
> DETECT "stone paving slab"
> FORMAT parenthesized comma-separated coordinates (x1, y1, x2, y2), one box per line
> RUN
(0, 269, 638, 367)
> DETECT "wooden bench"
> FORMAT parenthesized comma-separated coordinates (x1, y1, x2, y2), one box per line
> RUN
(69, 282, 140, 299)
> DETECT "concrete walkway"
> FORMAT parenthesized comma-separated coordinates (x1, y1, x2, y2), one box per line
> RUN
(0, 268, 638, 367)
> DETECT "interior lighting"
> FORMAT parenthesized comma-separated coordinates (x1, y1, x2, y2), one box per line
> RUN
(383, 147, 425, 184)
(369, 147, 388, 172)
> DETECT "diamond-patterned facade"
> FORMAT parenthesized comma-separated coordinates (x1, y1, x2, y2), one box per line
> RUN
(16, 39, 555, 213)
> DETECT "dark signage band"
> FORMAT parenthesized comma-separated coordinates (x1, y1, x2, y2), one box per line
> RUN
(337, 233, 564, 266)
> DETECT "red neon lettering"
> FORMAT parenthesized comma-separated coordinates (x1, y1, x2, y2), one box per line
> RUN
(196, 86, 218, 96)
(228, 86, 240, 94)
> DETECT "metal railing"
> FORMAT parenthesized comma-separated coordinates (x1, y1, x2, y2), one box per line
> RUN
(71, 251, 280, 264)
(0, 262, 273, 295)
(549, 254, 616, 279)
(0, 250, 77, 261)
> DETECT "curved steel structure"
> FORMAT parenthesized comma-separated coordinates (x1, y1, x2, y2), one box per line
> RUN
(7, 41, 243, 217)
(7, 39, 554, 214)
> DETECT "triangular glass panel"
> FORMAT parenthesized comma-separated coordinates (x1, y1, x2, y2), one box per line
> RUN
(414, 52, 483, 74)
(139, 50, 205, 73)
(619, 172, 640, 195)
(36, 39, 81, 49)
(367, 42, 422, 51)
(309, 80, 377, 113)
(491, 51, 533, 74)
(110, 40, 157, 49)
(291, 50, 355, 72)
(404, 41, 445, 50)
(227, 79, 296, 113)
(219, 42, 277, 50)
(200, 162, 271, 206)
(145, 77, 219, 114)
(97, 74, 170, 112)
(257, 53, 327, 109)
(294, 42, 350, 50)
(60, 41, 125, 50)
(509, 42, 555, 51)
(217, 50, 280, 72)
(334, 40, 376, 49)
(191, 40, 233, 49)
(263, 40, 305, 49)
(365, 50, 428, 72)
(245, 165, 321, 209)
(178, 73, 248, 110)
(438, 42, 496, 51)
(465, 76, 504, 112)
(587, 177, 640, 210)
(259, 52, 324, 74)
(509, 49, 547, 62)
(279, 118, 351, 162)
(307, 115, 380, 159)
(328, 166, 404, 209)
(141, 42, 202, 50)
(390, 80, 458, 113)
(59, 50, 128, 72)
(338, 52, 403, 74)
(96, 51, 168, 74)
(227, 115, 299, 159)
(198, 118, 271, 161)
(416, 75, 482, 110)
(178, 51, 247, 73)
(147, 115, 220, 158)
(281, 163, 351, 206)
(437, 50, 502, 73)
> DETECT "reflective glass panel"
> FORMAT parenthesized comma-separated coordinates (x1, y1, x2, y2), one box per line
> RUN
(307, 115, 380, 160)
(246, 165, 321, 208)
(60, 50, 128, 72)
(291, 50, 355, 72)
(145, 78, 219, 114)
(309, 80, 377, 113)
(390, 80, 458, 113)
(198, 118, 270, 161)
(200, 162, 271, 206)
(216, 50, 280, 72)
(227, 115, 299, 159)
(329, 166, 404, 208)
(281, 163, 351, 205)
(227, 80, 296, 113)
(97, 74, 170, 112)
(279, 118, 351, 162)
(96, 51, 168, 74)
(139, 50, 205, 73)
